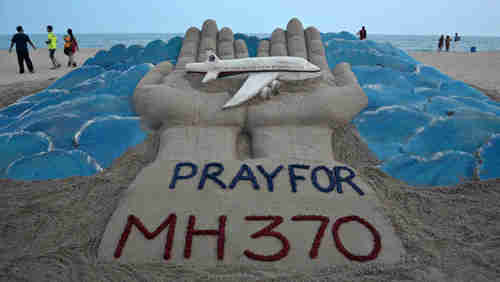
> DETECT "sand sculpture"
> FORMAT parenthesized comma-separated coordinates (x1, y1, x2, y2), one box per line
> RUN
(99, 18, 405, 270)
(185, 49, 322, 108)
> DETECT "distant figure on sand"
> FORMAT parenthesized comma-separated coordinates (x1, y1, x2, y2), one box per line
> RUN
(453, 33, 461, 51)
(46, 25, 61, 69)
(64, 28, 79, 67)
(445, 35, 451, 52)
(357, 26, 367, 40)
(8, 26, 37, 74)
(438, 35, 444, 52)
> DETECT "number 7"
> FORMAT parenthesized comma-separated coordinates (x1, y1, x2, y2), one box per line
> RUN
(291, 215, 330, 259)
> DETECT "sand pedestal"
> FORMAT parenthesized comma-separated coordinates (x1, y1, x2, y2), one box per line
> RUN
(98, 159, 405, 271)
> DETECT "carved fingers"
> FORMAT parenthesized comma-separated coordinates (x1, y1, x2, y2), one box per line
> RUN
(176, 18, 332, 77)
(234, 39, 249, 59)
(176, 20, 249, 69)
(257, 40, 270, 57)
(304, 26, 330, 73)
(217, 27, 235, 60)
(270, 28, 287, 56)
(286, 18, 307, 59)
(198, 19, 218, 62)
(176, 27, 201, 69)
(253, 18, 331, 79)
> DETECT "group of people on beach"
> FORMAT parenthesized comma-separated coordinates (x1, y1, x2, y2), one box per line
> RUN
(8, 25, 79, 74)
(438, 33, 461, 52)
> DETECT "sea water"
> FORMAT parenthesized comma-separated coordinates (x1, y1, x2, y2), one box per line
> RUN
(2, 33, 500, 52)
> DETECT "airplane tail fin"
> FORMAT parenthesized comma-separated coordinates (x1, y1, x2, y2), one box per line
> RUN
(205, 49, 220, 62)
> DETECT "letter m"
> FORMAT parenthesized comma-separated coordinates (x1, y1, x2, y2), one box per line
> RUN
(114, 214, 177, 260)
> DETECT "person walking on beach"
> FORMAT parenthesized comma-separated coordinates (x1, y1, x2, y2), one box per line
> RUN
(46, 25, 61, 69)
(445, 35, 452, 52)
(63, 28, 79, 67)
(453, 33, 461, 51)
(8, 26, 37, 74)
(357, 26, 367, 40)
(438, 35, 444, 52)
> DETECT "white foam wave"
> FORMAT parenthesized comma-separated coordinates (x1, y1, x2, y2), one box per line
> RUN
(478, 133, 500, 154)
(5, 151, 49, 174)
(409, 150, 473, 162)
(73, 115, 140, 146)
(74, 119, 97, 145)
(364, 84, 383, 90)
(47, 89, 70, 94)
(362, 105, 412, 115)
(413, 87, 432, 94)
(34, 131, 54, 151)
(68, 149, 104, 172)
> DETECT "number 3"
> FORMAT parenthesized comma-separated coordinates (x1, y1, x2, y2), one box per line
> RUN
(244, 216, 291, 261)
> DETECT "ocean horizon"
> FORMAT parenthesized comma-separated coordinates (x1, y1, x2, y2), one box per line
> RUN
(2, 33, 500, 53)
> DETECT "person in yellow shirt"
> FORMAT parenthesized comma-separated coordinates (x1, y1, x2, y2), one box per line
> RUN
(45, 25, 61, 69)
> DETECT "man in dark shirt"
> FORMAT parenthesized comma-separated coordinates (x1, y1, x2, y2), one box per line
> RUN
(9, 26, 37, 74)
(357, 26, 367, 40)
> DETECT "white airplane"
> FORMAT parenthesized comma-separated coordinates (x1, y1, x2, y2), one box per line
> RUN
(186, 50, 321, 109)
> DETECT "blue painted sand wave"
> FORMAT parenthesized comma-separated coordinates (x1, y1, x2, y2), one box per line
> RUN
(1, 33, 499, 186)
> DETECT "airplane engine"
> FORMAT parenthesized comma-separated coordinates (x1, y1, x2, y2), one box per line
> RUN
(260, 86, 271, 99)
(271, 80, 280, 95)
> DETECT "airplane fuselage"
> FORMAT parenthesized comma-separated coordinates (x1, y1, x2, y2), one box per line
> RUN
(184, 51, 322, 108)
(186, 56, 321, 75)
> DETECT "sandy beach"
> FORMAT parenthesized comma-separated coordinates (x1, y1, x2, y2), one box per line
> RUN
(0, 48, 100, 85)
(410, 51, 500, 101)
(0, 51, 499, 281)
(0, 48, 99, 108)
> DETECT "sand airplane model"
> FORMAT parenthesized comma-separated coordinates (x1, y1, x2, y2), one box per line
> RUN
(186, 50, 322, 108)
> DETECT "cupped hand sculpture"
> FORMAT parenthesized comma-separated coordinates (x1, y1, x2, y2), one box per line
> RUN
(133, 18, 367, 162)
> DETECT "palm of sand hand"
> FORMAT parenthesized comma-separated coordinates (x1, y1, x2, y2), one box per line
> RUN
(133, 18, 367, 161)
(245, 19, 368, 160)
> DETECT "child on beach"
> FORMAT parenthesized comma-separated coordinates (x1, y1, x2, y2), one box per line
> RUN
(63, 29, 79, 67)
(445, 35, 451, 52)
(46, 25, 61, 69)
(8, 26, 37, 74)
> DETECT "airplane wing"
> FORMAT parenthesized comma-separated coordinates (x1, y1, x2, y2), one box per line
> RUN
(202, 71, 219, 83)
(222, 72, 279, 109)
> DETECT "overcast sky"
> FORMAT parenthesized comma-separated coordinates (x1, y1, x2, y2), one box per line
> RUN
(1, 0, 499, 36)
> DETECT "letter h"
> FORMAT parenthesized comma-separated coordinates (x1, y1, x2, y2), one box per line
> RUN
(184, 215, 227, 260)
